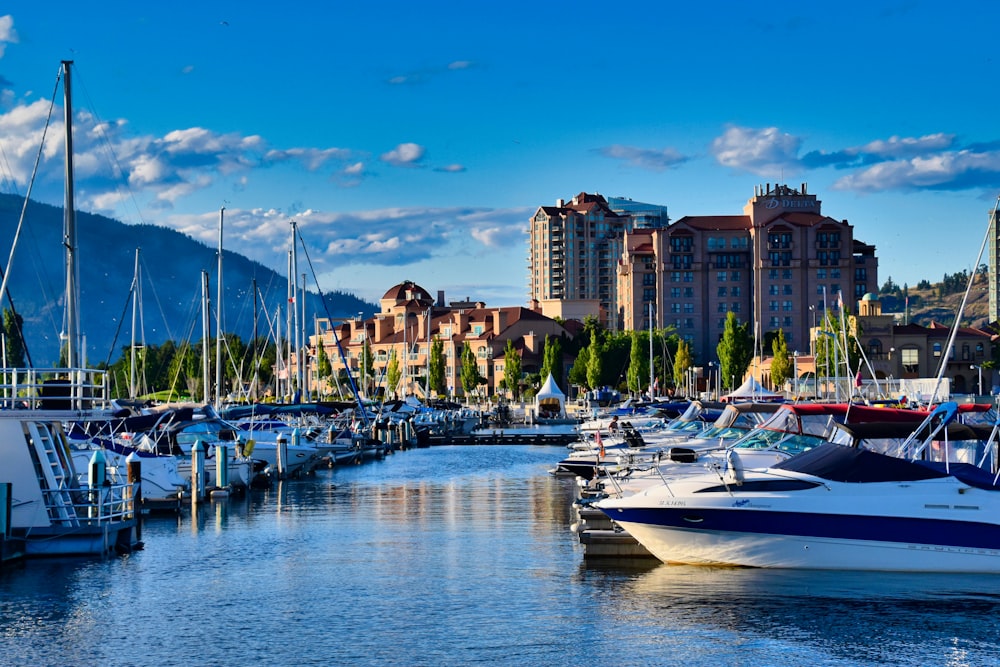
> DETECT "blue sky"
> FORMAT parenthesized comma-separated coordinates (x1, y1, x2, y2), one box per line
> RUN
(1, 2, 999, 309)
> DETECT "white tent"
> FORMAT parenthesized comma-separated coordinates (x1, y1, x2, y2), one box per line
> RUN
(722, 375, 784, 402)
(534, 373, 566, 418)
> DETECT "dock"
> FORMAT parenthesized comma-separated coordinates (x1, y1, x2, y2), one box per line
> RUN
(573, 505, 656, 560)
(427, 432, 580, 447)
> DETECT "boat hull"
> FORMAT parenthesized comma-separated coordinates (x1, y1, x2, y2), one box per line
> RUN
(600, 475, 1000, 572)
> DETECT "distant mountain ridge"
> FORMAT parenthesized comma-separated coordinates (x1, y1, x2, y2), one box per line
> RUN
(877, 272, 991, 330)
(0, 194, 376, 365)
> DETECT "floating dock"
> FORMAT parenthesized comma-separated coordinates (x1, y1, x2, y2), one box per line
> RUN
(427, 432, 580, 446)
(574, 506, 655, 560)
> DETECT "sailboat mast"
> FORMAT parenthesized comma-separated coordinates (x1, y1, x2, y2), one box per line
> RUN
(201, 271, 211, 403)
(130, 248, 140, 398)
(62, 60, 80, 368)
(290, 221, 300, 400)
(215, 206, 224, 407)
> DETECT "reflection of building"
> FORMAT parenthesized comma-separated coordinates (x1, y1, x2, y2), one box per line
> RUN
(302, 281, 573, 399)
(617, 183, 878, 364)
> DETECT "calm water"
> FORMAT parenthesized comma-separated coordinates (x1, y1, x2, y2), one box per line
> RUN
(3, 444, 1000, 666)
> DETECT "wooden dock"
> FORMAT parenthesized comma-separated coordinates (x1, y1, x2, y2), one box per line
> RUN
(427, 432, 580, 446)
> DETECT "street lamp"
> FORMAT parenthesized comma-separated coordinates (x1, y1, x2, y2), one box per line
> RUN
(707, 361, 715, 400)
(971, 364, 983, 396)
(793, 350, 799, 399)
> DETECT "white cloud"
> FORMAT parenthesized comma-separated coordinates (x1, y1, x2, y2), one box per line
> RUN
(380, 142, 425, 167)
(0, 15, 18, 58)
(711, 125, 802, 176)
(598, 144, 688, 171)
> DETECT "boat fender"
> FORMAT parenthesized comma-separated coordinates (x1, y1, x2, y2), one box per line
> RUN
(725, 449, 745, 486)
(244, 439, 255, 457)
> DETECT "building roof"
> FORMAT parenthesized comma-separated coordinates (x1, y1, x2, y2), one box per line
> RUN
(671, 215, 750, 231)
(381, 280, 434, 305)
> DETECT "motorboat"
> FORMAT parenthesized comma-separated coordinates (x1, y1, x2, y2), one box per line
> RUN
(596, 402, 1000, 572)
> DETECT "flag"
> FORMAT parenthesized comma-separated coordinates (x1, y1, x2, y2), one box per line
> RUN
(855, 370, 862, 388)
(595, 430, 605, 459)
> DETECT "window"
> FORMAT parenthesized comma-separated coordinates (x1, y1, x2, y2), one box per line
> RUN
(684, 303, 694, 313)
(817, 268, 827, 279)
(768, 269, 779, 280)
(642, 272, 656, 286)
(731, 271, 741, 281)
(732, 286, 741, 297)
(718, 302, 728, 313)
(718, 286, 728, 297)
(671, 303, 681, 313)
(717, 271, 727, 282)
(783, 269, 792, 280)
(783, 300, 793, 311)
(671, 287, 681, 298)
(683, 272, 694, 282)
(977, 343, 985, 357)
(902, 348, 919, 373)
(684, 287, 694, 298)
(769, 316, 780, 328)
(769, 285, 780, 295)
(731, 303, 741, 313)
(784, 285, 793, 295)
(769, 300, 779, 311)
(783, 317, 793, 329)
(933, 342, 942, 357)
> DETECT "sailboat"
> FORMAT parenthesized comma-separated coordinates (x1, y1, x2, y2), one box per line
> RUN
(0, 61, 140, 557)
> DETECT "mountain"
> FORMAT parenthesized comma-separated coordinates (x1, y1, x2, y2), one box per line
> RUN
(0, 194, 376, 365)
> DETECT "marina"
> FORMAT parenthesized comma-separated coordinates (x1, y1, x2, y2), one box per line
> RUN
(3, 443, 1000, 666)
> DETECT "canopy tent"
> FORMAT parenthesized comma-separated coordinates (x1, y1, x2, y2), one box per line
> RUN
(534, 373, 566, 418)
(722, 375, 784, 403)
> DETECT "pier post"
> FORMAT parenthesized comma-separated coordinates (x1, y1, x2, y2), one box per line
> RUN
(88, 449, 107, 518)
(213, 444, 229, 498)
(276, 433, 288, 479)
(126, 452, 142, 541)
(192, 439, 206, 502)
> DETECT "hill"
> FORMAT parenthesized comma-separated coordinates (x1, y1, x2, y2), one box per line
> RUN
(0, 194, 377, 365)
(877, 271, 992, 330)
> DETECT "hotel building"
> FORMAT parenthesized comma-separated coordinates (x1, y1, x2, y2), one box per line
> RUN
(616, 183, 878, 363)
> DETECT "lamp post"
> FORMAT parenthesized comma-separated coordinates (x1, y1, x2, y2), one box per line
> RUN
(972, 364, 983, 396)
(793, 350, 799, 399)
(707, 361, 715, 400)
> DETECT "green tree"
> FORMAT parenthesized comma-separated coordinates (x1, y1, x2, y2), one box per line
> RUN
(626, 331, 650, 395)
(315, 343, 332, 397)
(673, 339, 693, 388)
(540, 335, 564, 390)
(460, 344, 485, 399)
(814, 310, 862, 381)
(568, 345, 589, 389)
(586, 336, 604, 390)
(386, 349, 401, 398)
(717, 312, 753, 390)
(428, 338, 446, 397)
(1, 308, 25, 368)
(769, 329, 792, 390)
(502, 338, 522, 400)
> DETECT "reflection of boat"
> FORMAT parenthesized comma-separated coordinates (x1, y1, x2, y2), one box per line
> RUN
(597, 402, 1000, 572)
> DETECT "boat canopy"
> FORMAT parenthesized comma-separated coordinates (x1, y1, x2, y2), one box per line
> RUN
(774, 442, 1000, 490)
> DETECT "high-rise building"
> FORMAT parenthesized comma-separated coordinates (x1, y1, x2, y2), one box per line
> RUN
(528, 193, 629, 328)
(617, 183, 879, 363)
(528, 193, 669, 329)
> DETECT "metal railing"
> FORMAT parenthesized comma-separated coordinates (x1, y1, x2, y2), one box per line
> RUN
(0, 367, 109, 411)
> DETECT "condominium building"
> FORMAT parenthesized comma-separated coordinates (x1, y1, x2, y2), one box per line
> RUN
(529, 193, 667, 330)
(303, 281, 573, 400)
(617, 183, 878, 364)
